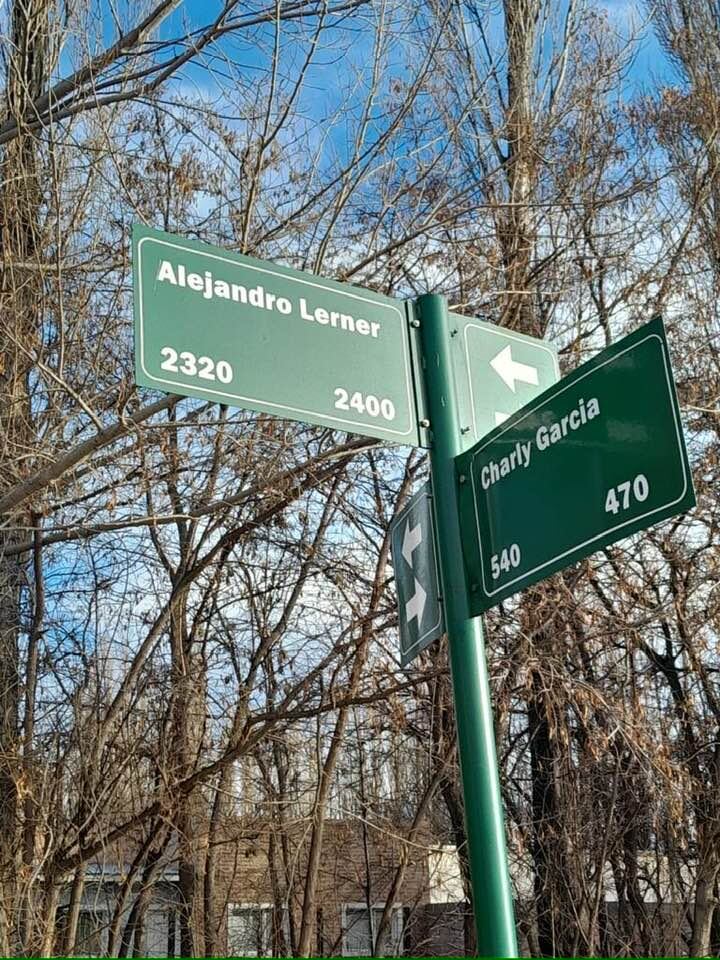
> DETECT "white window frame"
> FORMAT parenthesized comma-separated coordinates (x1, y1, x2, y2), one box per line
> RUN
(72, 907, 109, 958)
(227, 902, 274, 958)
(341, 901, 403, 957)
(142, 906, 177, 958)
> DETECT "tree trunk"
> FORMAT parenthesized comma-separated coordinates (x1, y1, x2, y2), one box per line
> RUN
(500, 0, 541, 335)
(297, 694, 355, 957)
(690, 853, 720, 957)
(61, 868, 85, 957)
(373, 759, 448, 955)
(528, 663, 565, 957)
(296, 489, 396, 956)
(169, 583, 207, 958)
(37, 882, 60, 959)
(0, 1, 50, 940)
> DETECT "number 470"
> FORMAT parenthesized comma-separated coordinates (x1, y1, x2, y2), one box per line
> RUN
(605, 474, 649, 515)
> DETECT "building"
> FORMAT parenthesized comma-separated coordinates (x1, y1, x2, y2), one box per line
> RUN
(53, 824, 469, 957)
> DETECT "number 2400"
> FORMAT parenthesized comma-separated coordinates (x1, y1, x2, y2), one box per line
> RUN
(334, 388, 395, 421)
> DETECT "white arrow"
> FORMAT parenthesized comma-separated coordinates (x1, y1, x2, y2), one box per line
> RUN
(494, 411, 510, 426)
(405, 578, 426, 625)
(490, 345, 539, 393)
(402, 519, 423, 568)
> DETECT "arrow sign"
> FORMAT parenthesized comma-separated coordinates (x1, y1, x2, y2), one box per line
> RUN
(402, 520, 422, 567)
(448, 313, 559, 446)
(455, 317, 695, 616)
(405, 578, 427, 625)
(390, 483, 444, 667)
(490, 345, 539, 392)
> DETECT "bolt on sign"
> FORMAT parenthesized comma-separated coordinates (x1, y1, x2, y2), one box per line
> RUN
(455, 317, 696, 616)
(133, 225, 422, 445)
(389, 482, 444, 667)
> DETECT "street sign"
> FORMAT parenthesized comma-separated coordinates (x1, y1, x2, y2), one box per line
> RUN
(133, 225, 421, 445)
(390, 482, 444, 666)
(449, 313, 559, 444)
(455, 317, 695, 615)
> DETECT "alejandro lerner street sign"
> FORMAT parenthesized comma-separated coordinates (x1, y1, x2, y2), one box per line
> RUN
(133, 225, 421, 445)
(455, 316, 696, 616)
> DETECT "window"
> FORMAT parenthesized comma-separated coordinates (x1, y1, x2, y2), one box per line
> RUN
(342, 903, 403, 957)
(227, 904, 272, 958)
(143, 908, 175, 958)
(427, 846, 465, 904)
(73, 910, 107, 958)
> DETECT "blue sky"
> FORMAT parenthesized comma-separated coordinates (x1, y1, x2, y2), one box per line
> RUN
(157, 0, 677, 109)
(600, 0, 670, 91)
(105, 1, 677, 96)
(0, 1, 678, 123)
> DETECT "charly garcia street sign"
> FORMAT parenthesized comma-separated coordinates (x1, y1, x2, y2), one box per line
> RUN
(133, 225, 422, 445)
(455, 317, 696, 615)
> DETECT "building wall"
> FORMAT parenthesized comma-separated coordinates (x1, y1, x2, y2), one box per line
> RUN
(51, 822, 470, 956)
(214, 819, 440, 956)
(56, 879, 181, 957)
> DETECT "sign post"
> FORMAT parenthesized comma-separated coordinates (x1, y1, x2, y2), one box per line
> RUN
(456, 316, 696, 615)
(414, 294, 518, 957)
(132, 226, 695, 958)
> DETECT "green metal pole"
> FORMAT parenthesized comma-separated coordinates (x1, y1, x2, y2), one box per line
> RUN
(415, 293, 518, 957)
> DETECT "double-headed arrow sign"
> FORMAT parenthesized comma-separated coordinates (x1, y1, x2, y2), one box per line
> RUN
(390, 484, 444, 667)
(401, 519, 427, 625)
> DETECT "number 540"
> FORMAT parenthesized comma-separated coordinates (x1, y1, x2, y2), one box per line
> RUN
(490, 544, 521, 580)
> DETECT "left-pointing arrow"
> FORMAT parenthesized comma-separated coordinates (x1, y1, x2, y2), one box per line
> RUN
(405, 578, 427, 625)
(490, 344, 539, 393)
(402, 520, 422, 567)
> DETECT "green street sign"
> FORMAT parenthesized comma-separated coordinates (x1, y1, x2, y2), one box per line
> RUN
(390, 482, 444, 667)
(456, 317, 695, 615)
(450, 313, 559, 444)
(133, 225, 421, 445)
